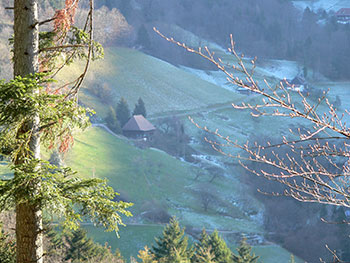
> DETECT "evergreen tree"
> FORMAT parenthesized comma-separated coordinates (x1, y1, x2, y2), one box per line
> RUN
(133, 97, 147, 117)
(198, 229, 210, 248)
(192, 229, 212, 263)
(159, 247, 191, 263)
(106, 106, 122, 134)
(303, 66, 308, 78)
(207, 230, 232, 263)
(115, 248, 126, 262)
(193, 229, 232, 263)
(65, 228, 108, 262)
(232, 238, 259, 263)
(137, 246, 157, 263)
(136, 25, 152, 50)
(3, 2, 132, 262)
(152, 217, 191, 262)
(193, 246, 216, 263)
(116, 97, 131, 127)
(49, 150, 64, 167)
(46, 228, 64, 249)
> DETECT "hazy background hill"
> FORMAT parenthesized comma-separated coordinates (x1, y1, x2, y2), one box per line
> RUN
(92, 0, 350, 80)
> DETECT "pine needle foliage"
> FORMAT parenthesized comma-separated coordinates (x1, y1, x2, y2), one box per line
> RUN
(232, 238, 259, 263)
(158, 247, 191, 263)
(137, 246, 157, 263)
(207, 230, 232, 263)
(8, 1, 127, 261)
(106, 106, 122, 134)
(133, 97, 147, 117)
(116, 97, 131, 127)
(0, 74, 89, 156)
(193, 246, 216, 263)
(0, 74, 132, 232)
(192, 229, 213, 263)
(65, 228, 108, 262)
(152, 217, 192, 262)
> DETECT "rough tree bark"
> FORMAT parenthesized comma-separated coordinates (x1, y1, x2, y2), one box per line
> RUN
(13, 0, 43, 262)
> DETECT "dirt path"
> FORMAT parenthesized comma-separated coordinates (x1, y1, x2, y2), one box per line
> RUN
(91, 123, 125, 139)
(90, 101, 237, 136)
(147, 92, 260, 122)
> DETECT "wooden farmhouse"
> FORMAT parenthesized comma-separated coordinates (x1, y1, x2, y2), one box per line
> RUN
(335, 8, 350, 22)
(284, 76, 308, 92)
(122, 115, 156, 139)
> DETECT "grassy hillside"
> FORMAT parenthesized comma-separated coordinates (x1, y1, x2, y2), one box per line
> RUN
(66, 127, 301, 262)
(58, 29, 316, 262)
(85, 225, 302, 263)
(58, 47, 243, 118)
(57, 24, 304, 122)
(66, 126, 263, 230)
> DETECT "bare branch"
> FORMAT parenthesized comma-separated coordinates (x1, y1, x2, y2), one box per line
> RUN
(154, 28, 350, 208)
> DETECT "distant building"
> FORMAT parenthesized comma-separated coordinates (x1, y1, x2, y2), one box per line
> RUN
(284, 76, 308, 92)
(335, 8, 350, 22)
(122, 115, 156, 139)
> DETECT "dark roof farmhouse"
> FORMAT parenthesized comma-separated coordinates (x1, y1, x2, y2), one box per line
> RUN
(335, 8, 350, 22)
(284, 76, 308, 92)
(122, 115, 156, 138)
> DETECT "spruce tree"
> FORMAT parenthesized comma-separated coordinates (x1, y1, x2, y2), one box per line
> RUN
(232, 238, 259, 263)
(1, 1, 132, 262)
(152, 217, 191, 262)
(192, 229, 212, 263)
(160, 247, 191, 263)
(116, 97, 131, 127)
(106, 106, 122, 134)
(136, 25, 152, 51)
(198, 229, 210, 248)
(193, 246, 216, 263)
(137, 246, 157, 263)
(46, 227, 65, 260)
(207, 230, 232, 263)
(65, 228, 107, 262)
(193, 229, 232, 263)
(133, 97, 147, 117)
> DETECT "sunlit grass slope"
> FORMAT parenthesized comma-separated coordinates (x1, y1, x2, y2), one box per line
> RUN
(58, 47, 242, 118)
(66, 127, 199, 212)
(66, 127, 279, 260)
(66, 126, 263, 231)
(84, 224, 303, 263)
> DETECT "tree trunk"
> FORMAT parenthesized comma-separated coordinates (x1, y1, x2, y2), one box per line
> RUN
(13, 0, 43, 263)
(14, 0, 39, 76)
